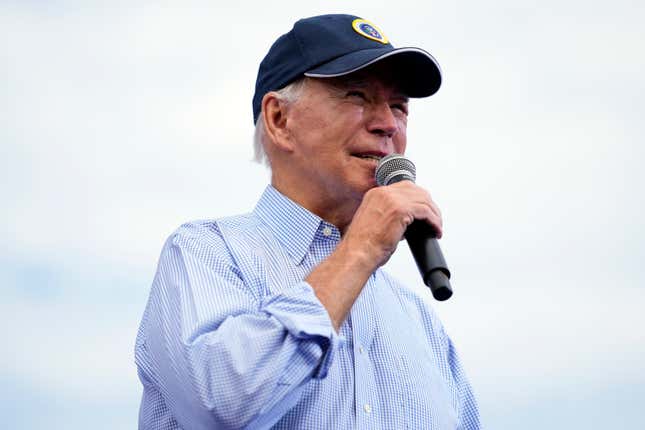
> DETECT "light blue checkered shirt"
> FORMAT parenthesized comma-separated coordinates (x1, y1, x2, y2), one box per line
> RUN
(135, 185, 480, 429)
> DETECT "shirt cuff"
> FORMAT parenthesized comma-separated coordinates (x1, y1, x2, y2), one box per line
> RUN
(259, 281, 340, 379)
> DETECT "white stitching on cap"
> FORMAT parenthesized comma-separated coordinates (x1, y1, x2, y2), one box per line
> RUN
(303, 47, 442, 78)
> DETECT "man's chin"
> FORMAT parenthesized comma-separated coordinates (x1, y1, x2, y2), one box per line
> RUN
(352, 179, 378, 199)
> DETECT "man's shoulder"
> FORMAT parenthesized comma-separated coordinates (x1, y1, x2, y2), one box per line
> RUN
(171, 212, 257, 239)
(164, 213, 260, 263)
(160, 212, 275, 298)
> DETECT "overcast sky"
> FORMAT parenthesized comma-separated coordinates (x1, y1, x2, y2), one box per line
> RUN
(2, 1, 644, 428)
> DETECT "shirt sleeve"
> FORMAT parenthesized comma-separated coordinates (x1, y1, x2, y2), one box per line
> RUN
(445, 336, 481, 429)
(425, 306, 480, 430)
(135, 225, 340, 430)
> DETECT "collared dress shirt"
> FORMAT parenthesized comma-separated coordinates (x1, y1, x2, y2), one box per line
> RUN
(135, 185, 480, 429)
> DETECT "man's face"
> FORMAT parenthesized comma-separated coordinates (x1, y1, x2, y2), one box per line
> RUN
(283, 68, 409, 207)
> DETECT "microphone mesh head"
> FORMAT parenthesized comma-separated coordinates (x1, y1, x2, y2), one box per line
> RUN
(375, 154, 416, 186)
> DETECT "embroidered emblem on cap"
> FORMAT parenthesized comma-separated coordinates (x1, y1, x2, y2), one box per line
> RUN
(351, 18, 389, 44)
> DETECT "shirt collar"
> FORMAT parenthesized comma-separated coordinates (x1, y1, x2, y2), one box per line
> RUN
(254, 185, 327, 264)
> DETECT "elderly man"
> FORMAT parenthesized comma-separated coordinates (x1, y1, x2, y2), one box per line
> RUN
(135, 14, 480, 429)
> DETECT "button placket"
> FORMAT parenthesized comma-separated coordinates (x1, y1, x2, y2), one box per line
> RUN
(352, 276, 378, 428)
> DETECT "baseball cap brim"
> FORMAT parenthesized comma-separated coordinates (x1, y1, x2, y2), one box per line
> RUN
(304, 47, 442, 97)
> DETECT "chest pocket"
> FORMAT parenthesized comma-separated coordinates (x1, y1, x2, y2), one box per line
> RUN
(375, 277, 459, 429)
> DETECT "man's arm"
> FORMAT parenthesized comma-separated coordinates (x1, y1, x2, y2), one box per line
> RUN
(307, 180, 443, 331)
(136, 224, 340, 430)
(446, 336, 481, 429)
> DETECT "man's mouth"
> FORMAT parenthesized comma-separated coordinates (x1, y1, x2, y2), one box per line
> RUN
(354, 154, 383, 161)
(351, 151, 388, 162)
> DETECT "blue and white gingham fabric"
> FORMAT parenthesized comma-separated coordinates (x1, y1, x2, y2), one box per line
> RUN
(135, 185, 480, 429)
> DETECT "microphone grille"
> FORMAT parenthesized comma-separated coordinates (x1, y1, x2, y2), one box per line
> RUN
(375, 154, 416, 186)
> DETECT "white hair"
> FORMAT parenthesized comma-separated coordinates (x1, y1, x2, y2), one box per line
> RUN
(253, 78, 307, 166)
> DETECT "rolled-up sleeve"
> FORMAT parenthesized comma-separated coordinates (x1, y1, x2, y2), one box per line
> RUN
(135, 230, 339, 430)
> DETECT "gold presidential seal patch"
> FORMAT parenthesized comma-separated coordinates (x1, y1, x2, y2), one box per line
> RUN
(351, 19, 389, 44)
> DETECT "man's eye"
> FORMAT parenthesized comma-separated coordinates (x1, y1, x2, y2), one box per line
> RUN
(392, 103, 408, 115)
(346, 91, 367, 100)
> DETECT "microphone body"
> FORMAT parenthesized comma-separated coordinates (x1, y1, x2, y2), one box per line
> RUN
(375, 155, 453, 301)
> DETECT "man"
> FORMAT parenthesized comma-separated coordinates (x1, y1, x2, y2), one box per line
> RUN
(135, 14, 480, 429)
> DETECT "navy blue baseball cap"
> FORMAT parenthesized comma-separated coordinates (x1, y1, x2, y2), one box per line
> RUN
(252, 14, 442, 123)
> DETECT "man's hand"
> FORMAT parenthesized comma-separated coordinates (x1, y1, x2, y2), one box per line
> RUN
(343, 181, 443, 271)
(307, 181, 443, 331)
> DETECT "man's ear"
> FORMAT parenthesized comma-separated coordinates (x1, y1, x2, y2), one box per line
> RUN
(261, 93, 294, 152)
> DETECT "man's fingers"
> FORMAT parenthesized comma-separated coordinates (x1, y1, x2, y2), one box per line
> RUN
(408, 203, 443, 239)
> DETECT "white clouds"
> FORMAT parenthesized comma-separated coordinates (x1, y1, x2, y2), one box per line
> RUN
(0, 297, 142, 397)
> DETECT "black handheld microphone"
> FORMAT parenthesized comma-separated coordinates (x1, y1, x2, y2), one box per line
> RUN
(375, 154, 453, 301)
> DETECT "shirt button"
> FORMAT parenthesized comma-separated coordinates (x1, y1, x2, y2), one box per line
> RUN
(364, 403, 372, 414)
(322, 226, 332, 237)
(358, 345, 364, 354)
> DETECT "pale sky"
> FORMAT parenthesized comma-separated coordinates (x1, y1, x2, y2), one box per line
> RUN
(2, 1, 644, 428)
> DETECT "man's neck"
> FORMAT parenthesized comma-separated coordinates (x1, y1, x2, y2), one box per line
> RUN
(270, 176, 361, 235)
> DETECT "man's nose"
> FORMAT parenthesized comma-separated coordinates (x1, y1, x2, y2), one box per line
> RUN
(367, 102, 399, 138)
